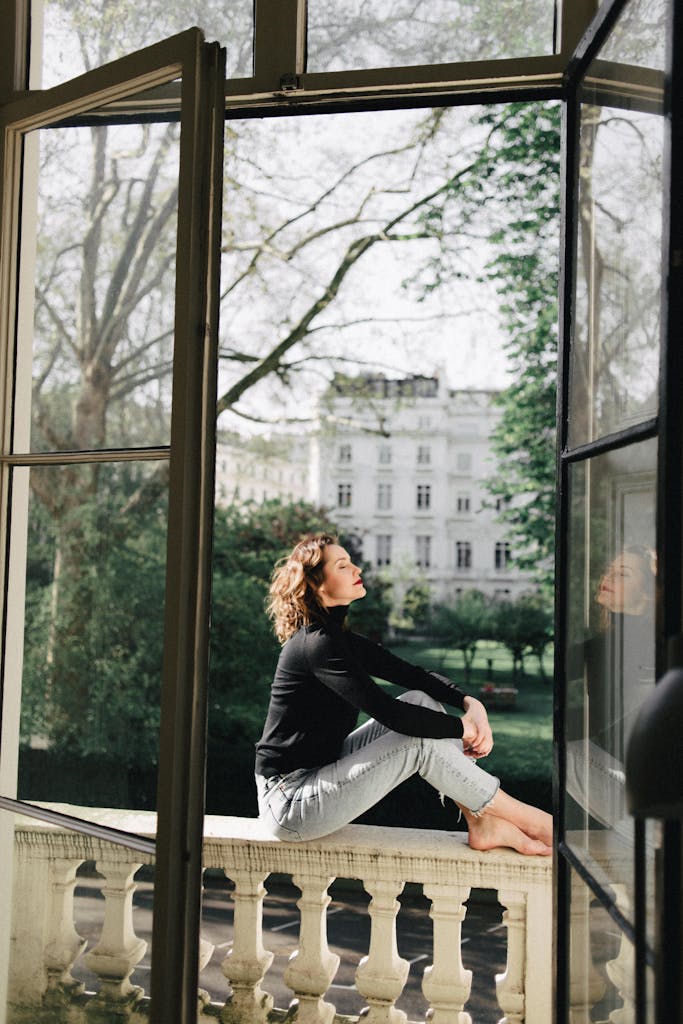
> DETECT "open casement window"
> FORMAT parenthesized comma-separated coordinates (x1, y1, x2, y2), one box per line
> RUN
(556, 0, 683, 1020)
(0, 29, 224, 1022)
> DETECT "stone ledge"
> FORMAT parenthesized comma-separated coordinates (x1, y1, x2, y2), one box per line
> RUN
(13, 804, 552, 890)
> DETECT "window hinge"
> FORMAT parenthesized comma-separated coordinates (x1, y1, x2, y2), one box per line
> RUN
(279, 73, 302, 91)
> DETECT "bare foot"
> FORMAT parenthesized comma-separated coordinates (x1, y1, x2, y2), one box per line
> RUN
(487, 791, 553, 847)
(465, 813, 552, 857)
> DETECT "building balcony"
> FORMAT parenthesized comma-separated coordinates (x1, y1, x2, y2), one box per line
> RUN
(6, 807, 555, 1023)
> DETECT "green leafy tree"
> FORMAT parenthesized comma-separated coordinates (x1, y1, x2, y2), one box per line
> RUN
(489, 593, 553, 680)
(400, 581, 432, 633)
(21, 467, 167, 776)
(429, 589, 492, 682)
(477, 103, 561, 590)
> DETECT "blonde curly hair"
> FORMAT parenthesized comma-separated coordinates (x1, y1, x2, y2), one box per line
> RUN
(267, 533, 338, 643)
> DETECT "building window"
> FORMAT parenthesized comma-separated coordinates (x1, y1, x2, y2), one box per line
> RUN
(495, 495, 511, 512)
(456, 541, 472, 569)
(457, 493, 471, 513)
(376, 534, 392, 567)
(378, 444, 392, 464)
(416, 535, 432, 568)
(418, 415, 432, 429)
(377, 483, 393, 510)
(495, 541, 512, 569)
(417, 444, 431, 465)
(494, 588, 512, 600)
(456, 452, 472, 472)
(338, 443, 352, 463)
(416, 484, 431, 509)
(337, 482, 352, 508)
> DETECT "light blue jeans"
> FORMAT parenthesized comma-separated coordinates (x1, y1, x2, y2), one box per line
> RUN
(256, 691, 500, 841)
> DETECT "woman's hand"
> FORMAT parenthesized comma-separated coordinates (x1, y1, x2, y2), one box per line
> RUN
(460, 697, 494, 758)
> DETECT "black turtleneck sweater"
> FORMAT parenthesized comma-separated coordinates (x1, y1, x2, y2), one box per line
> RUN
(255, 605, 468, 778)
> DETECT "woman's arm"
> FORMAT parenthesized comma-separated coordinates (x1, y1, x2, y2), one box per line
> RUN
(347, 630, 468, 709)
(346, 630, 493, 757)
(305, 628, 466, 739)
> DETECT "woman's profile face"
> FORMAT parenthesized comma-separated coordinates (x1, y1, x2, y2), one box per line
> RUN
(316, 544, 366, 608)
(596, 551, 652, 616)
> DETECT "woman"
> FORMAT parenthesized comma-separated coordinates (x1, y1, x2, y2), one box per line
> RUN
(255, 533, 552, 855)
(566, 544, 656, 831)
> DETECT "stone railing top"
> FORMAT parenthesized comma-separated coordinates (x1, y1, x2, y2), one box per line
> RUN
(13, 804, 552, 890)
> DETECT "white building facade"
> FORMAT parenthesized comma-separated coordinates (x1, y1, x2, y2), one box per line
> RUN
(311, 374, 531, 605)
(215, 432, 310, 506)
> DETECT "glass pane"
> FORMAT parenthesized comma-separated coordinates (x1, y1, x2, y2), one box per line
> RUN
(568, 0, 667, 446)
(10, 463, 167, 826)
(0, 807, 155, 1021)
(307, 0, 556, 73)
(37, 0, 252, 87)
(599, 0, 668, 69)
(568, 871, 637, 1023)
(564, 438, 657, 920)
(21, 119, 180, 454)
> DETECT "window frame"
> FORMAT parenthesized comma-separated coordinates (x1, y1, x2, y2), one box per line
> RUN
(0, 29, 225, 1024)
(415, 533, 432, 568)
(416, 483, 432, 509)
(377, 481, 393, 510)
(456, 540, 472, 569)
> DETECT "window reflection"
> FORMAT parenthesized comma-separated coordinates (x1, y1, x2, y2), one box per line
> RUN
(564, 439, 657, 918)
(307, 0, 556, 73)
(38, 0, 253, 88)
(568, 0, 665, 446)
(568, 872, 645, 1022)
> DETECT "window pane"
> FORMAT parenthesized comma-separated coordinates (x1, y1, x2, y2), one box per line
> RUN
(568, 0, 666, 446)
(22, 120, 180, 454)
(12, 462, 167, 826)
(564, 438, 656, 921)
(307, 0, 556, 73)
(37, 0, 253, 87)
(568, 871, 639, 1023)
(1, 808, 156, 1020)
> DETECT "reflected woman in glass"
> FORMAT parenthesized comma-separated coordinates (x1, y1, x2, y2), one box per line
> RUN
(255, 533, 553, 855)
(566, 544, 656, 833)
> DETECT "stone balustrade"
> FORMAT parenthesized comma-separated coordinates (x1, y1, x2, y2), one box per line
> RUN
(5, 808, 553, 1024)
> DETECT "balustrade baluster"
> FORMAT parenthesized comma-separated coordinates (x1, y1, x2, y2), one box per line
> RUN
(43, 857, 87, 1006)
(422, 882, 472, 1024)
(568, 874, 606, 1024)
(82, 858, 147, 1015)
(605, 884, 635, 1024)
(355, 877, 409, 1024)
(497, 884, 552, 1024)
(284, 873, 340, 1024)
(220, 869, 274, 1024)
(496, 890, 525, 1024)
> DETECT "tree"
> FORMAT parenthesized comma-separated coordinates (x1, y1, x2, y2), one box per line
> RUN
(429, 590, 492, 682)
(399, 581, 432, 633)
(21, 466, 168, 772)
(476, 103, 561, 589)
(489, 593, 553, 680)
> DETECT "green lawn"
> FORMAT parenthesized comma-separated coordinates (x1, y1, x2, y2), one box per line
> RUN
(385, 639, 554, 810)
